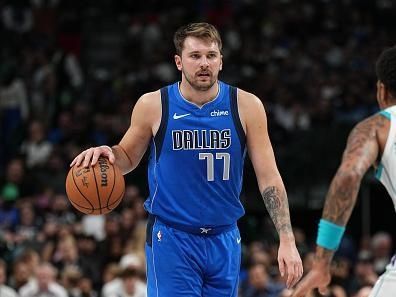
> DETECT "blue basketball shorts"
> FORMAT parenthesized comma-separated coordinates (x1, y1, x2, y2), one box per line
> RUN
(145, 216, 241, 297)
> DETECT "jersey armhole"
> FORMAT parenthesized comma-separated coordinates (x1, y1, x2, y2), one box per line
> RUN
(379, 110, 391, 120)
(230, 86, 246, 151)
(153, 87, 169, 160)
(376, 110, 393, 179)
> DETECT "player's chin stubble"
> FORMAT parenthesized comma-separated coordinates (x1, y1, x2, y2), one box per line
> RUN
(183, 70, 217, 92)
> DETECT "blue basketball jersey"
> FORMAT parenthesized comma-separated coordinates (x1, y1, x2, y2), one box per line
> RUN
(144, 81, 246, 227)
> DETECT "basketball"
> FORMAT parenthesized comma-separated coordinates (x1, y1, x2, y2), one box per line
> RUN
(65, 157, 125, 215)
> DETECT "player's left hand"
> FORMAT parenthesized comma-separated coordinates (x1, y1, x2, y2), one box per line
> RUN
(278, 238, 303, 289)
(290, 258, 331, 297)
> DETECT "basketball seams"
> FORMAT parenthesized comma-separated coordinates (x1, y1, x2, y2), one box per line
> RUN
(69, 177, 125, 214)
(70, 166, 95, 210)
(92, 164, 102, 214)
(70, 193, 122, 210)
(106, 187, 125, 211)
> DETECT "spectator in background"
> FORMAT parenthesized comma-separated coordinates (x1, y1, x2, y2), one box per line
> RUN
(48, 111, 75, 145)
(0, 157, 36, 202)
(20, 120, 53, 169)
(52, 235, 79, 272)
(118, 268, 146, 297)
(239, 262, 285, 297)
(50, 46, 84, 102)
(0, 63, 29, 163)
(102, 254, 146, 297)
(61, 265, 81, 297)
(18, 249, 41, 280)
(30, 48, 56, 123)
(272, 91, 311, 132)
(9, 259, 30, 291)
(0, 259, 18, 297)
(75, 234, 102, 290)
(119, 208, 136, 239)
(35, 219, 60, 263)
(45, 193, 76, 226)
(1, 0, 33, 35)
(102, 263, 121, 286)
(103, 267, 146, 297)
(79, 277, 97, 297)
(371, 232, 393, 275)
(60, 265, 98, 297)
(14, 204, 41, 246)
(34, 151, 69, 194)
(19, 262, 67, 297)
(348, 251, 377, 296)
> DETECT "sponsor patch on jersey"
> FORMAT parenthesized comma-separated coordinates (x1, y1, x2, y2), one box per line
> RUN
(210, 110, 229, 117)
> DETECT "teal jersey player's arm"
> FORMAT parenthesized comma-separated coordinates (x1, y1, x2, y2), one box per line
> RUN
(292, 114, 387, 297)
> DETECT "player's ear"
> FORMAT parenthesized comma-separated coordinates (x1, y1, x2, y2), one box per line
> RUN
(219, 54, 223, 71)
(175, 55, 182, 71)
(377, 80, 388, 108)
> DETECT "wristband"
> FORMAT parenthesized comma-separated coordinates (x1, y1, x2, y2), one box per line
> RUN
(316, 219, 345, 250)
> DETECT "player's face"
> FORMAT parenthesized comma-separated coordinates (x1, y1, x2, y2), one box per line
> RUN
(175, 36, 223, 91)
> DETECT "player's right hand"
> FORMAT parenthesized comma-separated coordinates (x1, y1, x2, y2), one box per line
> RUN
(70, 145, 115, 167)
(291, 260, 331, 297)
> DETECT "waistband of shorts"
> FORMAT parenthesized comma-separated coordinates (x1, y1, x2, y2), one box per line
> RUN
(149, 214, 237, 235)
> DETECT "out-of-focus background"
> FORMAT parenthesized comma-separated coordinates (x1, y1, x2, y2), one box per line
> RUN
(0, 1, 395, 296)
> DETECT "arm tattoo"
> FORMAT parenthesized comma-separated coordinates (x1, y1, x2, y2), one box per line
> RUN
(322, 115, 384, 225)
(262, 186, 293, 235)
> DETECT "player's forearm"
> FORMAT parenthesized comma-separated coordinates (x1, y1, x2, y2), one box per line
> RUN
(314, 246, 334, 267)
(312, 170, 362, 261)
(261, 184, 294, 239)
(322, 169, 362, 226)
(111, 144, 138, 174)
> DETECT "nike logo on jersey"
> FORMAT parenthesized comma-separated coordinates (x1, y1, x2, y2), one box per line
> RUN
(173, 113, 191, 120)
(237, 237, 241, 244)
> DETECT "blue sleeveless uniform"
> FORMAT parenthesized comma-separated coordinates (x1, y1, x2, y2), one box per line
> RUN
(144, 81, 246, 297)
(144, 81, 246, 227)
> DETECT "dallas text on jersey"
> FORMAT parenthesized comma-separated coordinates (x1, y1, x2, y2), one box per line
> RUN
(172, 129, 231, 150)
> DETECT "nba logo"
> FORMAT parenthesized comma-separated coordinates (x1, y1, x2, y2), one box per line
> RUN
(157, 231, 162, 242)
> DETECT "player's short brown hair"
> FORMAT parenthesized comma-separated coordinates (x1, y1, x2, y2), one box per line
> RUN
(173, 22, 222, 55)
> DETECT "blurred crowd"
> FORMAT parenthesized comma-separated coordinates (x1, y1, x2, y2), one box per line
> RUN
(1, 0, 396, 296)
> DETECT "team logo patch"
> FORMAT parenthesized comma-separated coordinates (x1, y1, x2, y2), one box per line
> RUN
(157, 231, 162, 241)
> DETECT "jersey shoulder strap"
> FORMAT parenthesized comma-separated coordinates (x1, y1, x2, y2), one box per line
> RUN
(154, 87, 169, 160)
(229, 86, 246, 151)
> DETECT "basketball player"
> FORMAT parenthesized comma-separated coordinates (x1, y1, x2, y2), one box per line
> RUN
(291, 46, 396, 297)
(71, 22, 303, 296)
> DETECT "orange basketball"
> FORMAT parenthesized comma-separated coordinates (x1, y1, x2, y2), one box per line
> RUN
(65, 157, 125, 215)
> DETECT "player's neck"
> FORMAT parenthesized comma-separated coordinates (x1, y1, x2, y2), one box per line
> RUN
(179, 80, 219, 107)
